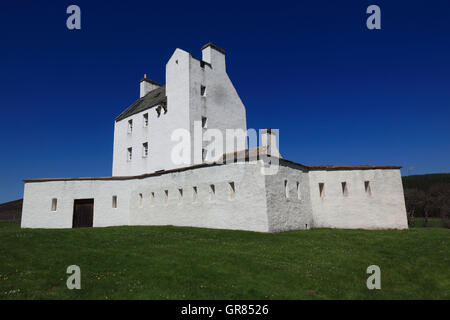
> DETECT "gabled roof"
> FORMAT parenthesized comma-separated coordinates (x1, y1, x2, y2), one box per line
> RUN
(115, 86, 166, 122)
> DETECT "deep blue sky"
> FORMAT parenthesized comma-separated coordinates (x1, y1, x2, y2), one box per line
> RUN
(0, 0, 449, 203)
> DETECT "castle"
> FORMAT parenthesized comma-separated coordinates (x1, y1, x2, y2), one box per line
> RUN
(21, 43, 408, 232)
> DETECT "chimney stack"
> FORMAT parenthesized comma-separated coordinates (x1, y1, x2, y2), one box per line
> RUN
(261, 129, 281, 158)
(201, 42, 226, 72)
(140, 74, 162, 98)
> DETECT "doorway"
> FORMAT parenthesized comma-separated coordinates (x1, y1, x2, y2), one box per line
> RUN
(72, 199, 94, 228)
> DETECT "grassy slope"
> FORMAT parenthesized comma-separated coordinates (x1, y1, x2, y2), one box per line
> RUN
(0, 222, 448, 300)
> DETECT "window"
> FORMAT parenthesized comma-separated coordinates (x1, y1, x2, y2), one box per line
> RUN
(164, 190, 169, 204)
(210, 184, 215, 200)
(156, 106, 162, 117)
(365, 181, 372, 196)
(341, 182, 348, 197)
(202, 148, 207, 162)
(319, 183, 325, 198)
(284, 180, 289, 198)
(202, 116, 207, 129)
(112, 196, 117, 208)
(193, 186, 198, 203)
(200, 85, 206, 97)
(142, 142, 148, 158)
(128, 119, 133, 134)
(229, 182, 235, 200)
(178, 188, 183, 203)
(143, 113, 149, 127)
(151, 192, 155, 205)
(138, 193, 143, 208)
(296, 182, 301, 200)
(127, 147, 132, 161)
(51, 198, 57, 211)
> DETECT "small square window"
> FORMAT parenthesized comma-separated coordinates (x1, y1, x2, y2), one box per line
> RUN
(164, 190, 169, 204)
(142, 142, 148, 158)
(127, 119, 133, 134)
(210, 184, 215, 200)
(200, 85, 206, 97)
(365, 181, 372, 196)
(151, 192, 155, 205)
(229, 182, 235, 200)
(319, 183, 325, 198)
(284, 180, 289, 198)
(342, 182, 348, 197)
(193, 186, 198, 203)
(143, 113, 149, 127)
(51, 198, 57, 211)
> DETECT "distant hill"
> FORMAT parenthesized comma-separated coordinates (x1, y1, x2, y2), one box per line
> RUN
(402, 173, 450, 192)
(0, 199, 22, 221)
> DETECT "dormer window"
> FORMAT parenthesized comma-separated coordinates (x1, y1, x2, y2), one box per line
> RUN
(200, 85, 206, 97)
(143, 113, 148, 127)
(127, 119, 133, 133)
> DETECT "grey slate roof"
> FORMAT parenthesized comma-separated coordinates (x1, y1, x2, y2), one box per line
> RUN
(115, 86, 166, 122)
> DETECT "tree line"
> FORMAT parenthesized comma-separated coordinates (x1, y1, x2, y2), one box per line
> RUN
(403, 173, 450, 228)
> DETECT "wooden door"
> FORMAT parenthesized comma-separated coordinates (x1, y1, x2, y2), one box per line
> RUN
(72, 199, 94, 228)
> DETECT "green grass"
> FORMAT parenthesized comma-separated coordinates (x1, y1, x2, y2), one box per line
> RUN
(0, 221, 448, 300)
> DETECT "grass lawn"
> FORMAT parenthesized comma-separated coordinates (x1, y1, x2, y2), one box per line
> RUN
(0, 221, 448, 300)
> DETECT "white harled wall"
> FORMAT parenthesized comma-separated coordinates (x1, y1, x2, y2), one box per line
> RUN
(265, 163, 313, 232)
(308, 169, 408, 229)
(22, 162, 269, 232)
(21, 179, 132, 228)
(22, 161, 408, 231)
